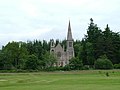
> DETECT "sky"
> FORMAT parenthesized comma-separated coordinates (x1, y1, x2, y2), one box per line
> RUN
(0, 0, 120, 48)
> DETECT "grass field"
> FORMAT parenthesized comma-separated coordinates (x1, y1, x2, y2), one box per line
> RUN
(0, 70, 120, 90)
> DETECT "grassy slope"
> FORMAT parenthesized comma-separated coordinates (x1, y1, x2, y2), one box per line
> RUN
(0, 70, 120, 90)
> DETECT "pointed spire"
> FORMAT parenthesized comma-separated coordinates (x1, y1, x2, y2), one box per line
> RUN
(67, 20, 73, 40)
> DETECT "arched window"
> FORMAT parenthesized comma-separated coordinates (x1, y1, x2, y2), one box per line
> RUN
(51, 49, 54, 52)
(69, 42, 72, 47)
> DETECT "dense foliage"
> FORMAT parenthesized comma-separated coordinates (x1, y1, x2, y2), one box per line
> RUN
(94, 55, 113, 69)
(69, 57, 83, 70)
(24, 54, 39, 70)
(0, 41, 56, 70)
(74, 18, 120, 68)
(114, 63, 120, 69)
(0, 18, 120, 71)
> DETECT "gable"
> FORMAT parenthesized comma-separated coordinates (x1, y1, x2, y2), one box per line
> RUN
(55, 43, 64, 53)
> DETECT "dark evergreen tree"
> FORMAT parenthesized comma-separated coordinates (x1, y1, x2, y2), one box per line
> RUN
(86, 18, 102, 59)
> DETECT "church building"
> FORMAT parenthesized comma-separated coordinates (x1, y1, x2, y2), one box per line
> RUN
(50, 21, 74, 66)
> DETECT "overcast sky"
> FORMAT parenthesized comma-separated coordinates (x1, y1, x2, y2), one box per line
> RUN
(0, 0, 120, 47)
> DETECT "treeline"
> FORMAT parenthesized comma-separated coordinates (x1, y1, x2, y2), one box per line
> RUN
(0, 18, 120, 71)
(72, 18, 120, 70)
(0, 40, 57, 70)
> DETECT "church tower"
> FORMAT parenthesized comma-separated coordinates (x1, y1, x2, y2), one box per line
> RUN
(66, 20, 74, 61)
(50, 39, 55, 53)
(50, 20, 74, 66)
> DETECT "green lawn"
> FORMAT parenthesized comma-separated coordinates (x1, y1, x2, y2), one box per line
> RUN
(0, 70, 120, 90)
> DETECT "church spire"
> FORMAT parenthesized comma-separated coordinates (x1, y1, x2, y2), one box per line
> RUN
(67, 20, 73, 40)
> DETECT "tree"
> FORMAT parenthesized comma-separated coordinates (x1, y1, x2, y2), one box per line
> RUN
(79, 39, 87, 65)
(86, 18, 102, 59)
(96, 24, 120, 64)
(0, 42, 29, 70)
(18, 42, 28, 69)
(111, 32, 120, 64)
(69, 57, 83, 70)
(0, 50, 13, 70)
(94, 55, 113, 69)
(74, 40, 81, 57)
(42, 40, 49, 52)
(101, 25, 115, 63)
(41, 52, 57, 69)
(86, 18, 102, 43)
(0, 52, 8, 70)
(114, 63, 120, 69)
(86, 42, 95, 66)
(24, 54, 39, 70)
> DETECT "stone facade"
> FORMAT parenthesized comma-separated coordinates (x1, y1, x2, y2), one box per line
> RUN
(50, 21, 74, 66)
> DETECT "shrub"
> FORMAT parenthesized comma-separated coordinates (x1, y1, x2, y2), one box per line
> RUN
(82, 65, 90, 70)
(44, 67, 57, 71)
(94, 55, 113, 69)
(63, 65, 71, 71)
(69, 57, 83, 70)
(114, 63, 120, 69)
